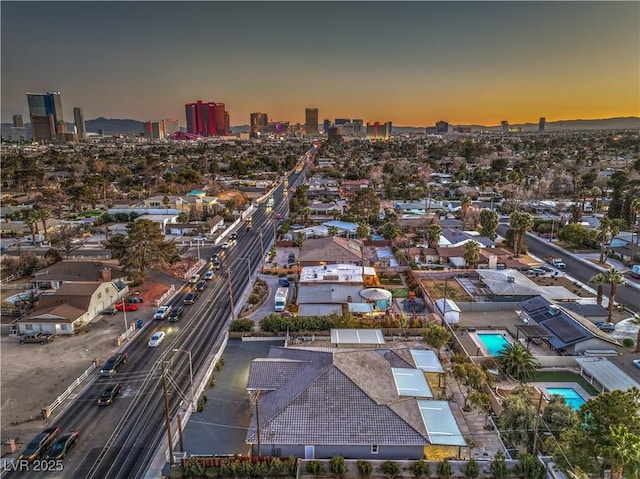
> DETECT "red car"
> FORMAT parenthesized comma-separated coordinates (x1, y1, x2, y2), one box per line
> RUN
(115, 302, 138, 312)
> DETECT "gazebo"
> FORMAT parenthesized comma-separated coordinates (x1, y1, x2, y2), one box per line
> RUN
(359, 288, 392, 311)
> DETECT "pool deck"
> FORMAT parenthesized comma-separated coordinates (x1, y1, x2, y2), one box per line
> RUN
(532, 382, 592, 403)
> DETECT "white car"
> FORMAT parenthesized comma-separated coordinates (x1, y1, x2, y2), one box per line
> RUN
(188, 274, 200, 284)
(221, 242, 230, 249)
(203, 270, 215, 280)
(633, 359, 640, 369)
(153, 305, 172, 320)
(148, 331, 166, 347)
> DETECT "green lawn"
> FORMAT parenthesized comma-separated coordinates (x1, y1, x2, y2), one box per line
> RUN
(534, 370, 599, 396)
(390, 288, 409, 298)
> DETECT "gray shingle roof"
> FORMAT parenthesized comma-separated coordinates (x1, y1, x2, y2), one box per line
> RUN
(246, 347, 431, 446)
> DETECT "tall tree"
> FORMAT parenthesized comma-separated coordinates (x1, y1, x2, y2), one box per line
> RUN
(549, 388, 640, 479)
(498, 386, 537, 453)
(589, 272, 606, 306)
(460, 196, 472, 231)
(631, 196, 640, 248)
(509, 211, 534, 257)
(356, 222, 369, 240)
(602, 268, 626, 322)
(463, 240, 481, 269)
(479, 209, 499, 240)
(327, 226, 339, 237)
(595, 216, 624, 265)
(426, 224, 442, 249)
(496, 342, 539, 382)
(421, 323, 451, 360)
(103, 219, 179, 282)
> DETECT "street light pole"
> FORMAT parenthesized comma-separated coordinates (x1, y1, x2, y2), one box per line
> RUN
(239, 256, 252, 281)
(258, 229, 265, 271)
(172, 349, 194, 412)
(122, 297, 129, 337)
(227, 269, 236, 322)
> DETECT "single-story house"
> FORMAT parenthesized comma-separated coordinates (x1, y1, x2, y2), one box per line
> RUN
(519, 296, 621, 355)
(17, 281, 128, 335)
(246, 346, 466, 459)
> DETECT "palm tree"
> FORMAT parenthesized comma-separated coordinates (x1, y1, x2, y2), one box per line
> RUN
(427, 224, 442, 249)
(460, 196, 472, 231)
(496, 342, 539, 382)
(602, 268, 626, 322)
(631, 197, 640, 248)
(33, 207, 51, 240)
(595, 215, 623, 265)
(599, 424, 640, 479)
(589, 272, 607, 306)
(463, 240, 481, 269)
(24, 209, 40, 244)
(327, 226, 339, 237)
(162, 195, 170, 214)
(509, 211, 534, 258)
(590, 186, 602, 215)
(356, 222, 369, 240)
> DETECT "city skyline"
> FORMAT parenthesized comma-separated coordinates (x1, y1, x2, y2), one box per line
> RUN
(1, 1, 639, 127)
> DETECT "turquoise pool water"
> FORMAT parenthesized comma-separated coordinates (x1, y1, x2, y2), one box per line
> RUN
(477, 333, 510, 356)
(546, 387, 585, 410)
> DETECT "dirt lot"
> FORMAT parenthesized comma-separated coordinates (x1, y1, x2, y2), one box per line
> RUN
(0, 277, 175, 443)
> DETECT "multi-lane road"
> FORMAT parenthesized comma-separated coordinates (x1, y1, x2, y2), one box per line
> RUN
(497, 223, 640, 312)
(4, 154, 308, 479)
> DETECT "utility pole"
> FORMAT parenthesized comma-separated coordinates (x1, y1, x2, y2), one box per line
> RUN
(248, 390, 262, 457)
(177, 414, 185, 453)
(227, 269, 236, 321)
(532, 391, 544, 453)
(161, 362, 175, 465)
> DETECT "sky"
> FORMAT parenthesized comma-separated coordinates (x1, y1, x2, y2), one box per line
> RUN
(1, 1, 639, 127)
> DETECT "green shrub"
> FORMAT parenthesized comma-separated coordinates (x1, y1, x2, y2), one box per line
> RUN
(490, 451, 508, 479)
(356, 460, 373, 479)
(437, 459, 453, 479)
(183, 458, 206, 478)
(329, 456, 347, 479)
(623, 337, 635, 348)
(306, 460, 325, 479)
(230, 318, 255, 332)
(463, 458, 479, 479)
(248, 294, 260, 304)
(409, 459, 430, 479)
(514, 453, 546, 479)
(269, 457, 288, 479)
(379, 460, 401, 479)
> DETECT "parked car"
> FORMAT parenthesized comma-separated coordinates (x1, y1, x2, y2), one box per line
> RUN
(168, 307, 184, 322)
(46, 431, 80, 460)
(221, 242, 230, 249)
(195, 280, 208, 292)
(101, 307, 117, 315)
(17, 427, 60, 462)
(539, 266, 554, 273)
(153, 305, 172, 320)
(19, 332, 54, 344)
(279, 278, 290, 287)
(100, 352, 128, 377)
(116, 302, 138, 312)
(633, 359, 640, 369)
(203, 270, 215, 280)
(527, 268, 546, 276)
(126, 295, 144, 304)
(188, 274, 200, 284)
(97, 383, 121, 406)
(183, 291, 199, 304)
(148, 331, 166, 347)
(595, 322, 615, 333)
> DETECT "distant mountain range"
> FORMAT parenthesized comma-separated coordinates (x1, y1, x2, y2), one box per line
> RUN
(2, 116, 638, 137)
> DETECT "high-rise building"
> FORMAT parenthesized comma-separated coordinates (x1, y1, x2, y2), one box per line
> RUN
(27, 91, 64, 142)
(538, 117, 546, 132)
(435, 121, 449, 134)
(323, 119, 331, 133)
(185, 100, 229, 137)
(352, 119, 364, 136)
(366, 122, 392, 140)
(501, 121, 509, 133)
(163, 119, 180, 137)
(73, 107, 86, 140)
(305, 108, 318, 134)
(12, 115, 23, 128)
(250, 112, 268, 137)
(143, 121, 165, 139)
(334, 118, 350, 125)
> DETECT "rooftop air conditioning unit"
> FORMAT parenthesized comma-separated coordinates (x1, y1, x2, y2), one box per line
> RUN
(507, 276, 515, 283)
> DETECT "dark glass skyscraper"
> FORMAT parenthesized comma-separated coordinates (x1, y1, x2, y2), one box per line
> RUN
(27, 91, 64, 142)
(305, 108, 318, 135)
(74, 107, 86, 140)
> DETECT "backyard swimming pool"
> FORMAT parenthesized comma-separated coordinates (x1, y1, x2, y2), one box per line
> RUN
(477, 333, 510, 356)
(546, 387, 586, 410)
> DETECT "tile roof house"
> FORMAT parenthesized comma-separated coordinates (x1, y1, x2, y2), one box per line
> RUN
(519, 296, 620, 355)
(298, 237, 364, 266)
(245, 346, 465, 459)
(17, 281, 127, 336)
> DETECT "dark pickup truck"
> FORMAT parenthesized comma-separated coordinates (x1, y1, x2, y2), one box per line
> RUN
(19, 333, 54, 344)
(100, 352, 129, 377)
